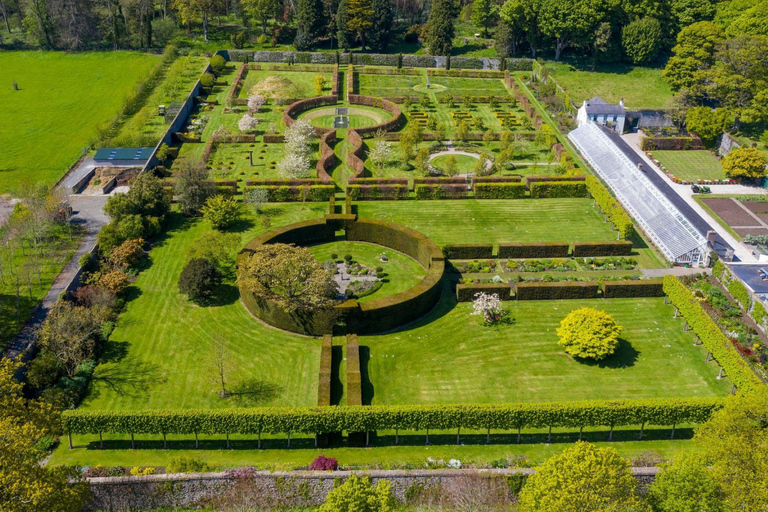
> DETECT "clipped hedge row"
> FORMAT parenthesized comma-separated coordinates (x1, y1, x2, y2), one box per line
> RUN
(242, 185, 335, 202)
(347, 184, 409, 200)
(573, 241, 633, 257)
(498, 243, 569, 259)
(283, 96, 338, 128)
(474, 182, 527, 199)
(443, 244, 494, 260)
(585, 176, 635, 239)
(415, 184, 468, 200)
(515, 282, 600, 300)
(162, 179, 238, 197)
(318, 336, 333, 407)
(603, 280, 664, 298)
(347, 130, 365, 177)
(524, 175, 585, 189)
(727, 279, 751, 310)
(62, 397, 723, 436)
(529, 181, 588, 199)
(663, 275, 763, 391)
(349, 95, 405, 136)
(245, 179, 325, 187)
(348, 178, 409, 186)
(472, 176, 522, 187)
(641, 137, 704, 151)
(317, 130, 336, 182)
(346, 335, 362, 407)
(456, 283, 512, 302)
(413, 177, 466, 186)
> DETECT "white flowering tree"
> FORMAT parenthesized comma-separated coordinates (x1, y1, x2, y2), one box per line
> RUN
(277, 152, 312, 179)
(471, 292, 509, 325)
(238, 114, 260, 132)
(367, 138, 394, 174)
(247, 94, 265, 114)
(285, 119, 315, 158)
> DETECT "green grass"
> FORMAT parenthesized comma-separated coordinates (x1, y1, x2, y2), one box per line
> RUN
(306, 241, 425, 302)
(431, 154, 479, 174)
(78, 206, 331, 412)
(542, 61, 674, 109)
(365, 292, 731, 405)
(239, 69, 333, 99)
(0, 51, 160, 193)
(652, 150, 726, 182)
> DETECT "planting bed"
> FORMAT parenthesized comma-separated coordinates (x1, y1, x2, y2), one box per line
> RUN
(700, 197, 768, 238)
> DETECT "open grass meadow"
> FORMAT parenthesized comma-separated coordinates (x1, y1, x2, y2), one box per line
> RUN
(652, 150, 726, 181)
(542, 61, 674, 109)
(364, 290, 731, 405)
(0, 51, 160, 193)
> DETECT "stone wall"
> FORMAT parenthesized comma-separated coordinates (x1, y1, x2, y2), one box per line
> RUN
(718, 132, 741, 157)
(86, 467, 658, 511)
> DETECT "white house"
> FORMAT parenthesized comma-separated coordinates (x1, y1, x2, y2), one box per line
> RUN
(577, 96, 626, 133)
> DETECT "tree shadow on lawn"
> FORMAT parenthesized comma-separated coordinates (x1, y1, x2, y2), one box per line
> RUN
(576, 339, 640, 369)
(86, 358, 166, 400)
(226, 378, 283, 406)
(225, 217, 256, 234)
(198, 283, 240, 308)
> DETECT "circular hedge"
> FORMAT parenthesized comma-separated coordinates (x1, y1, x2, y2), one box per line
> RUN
(236, 217, 445, 336)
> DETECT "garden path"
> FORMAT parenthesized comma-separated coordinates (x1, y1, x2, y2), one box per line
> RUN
(333, 261, 379, 296)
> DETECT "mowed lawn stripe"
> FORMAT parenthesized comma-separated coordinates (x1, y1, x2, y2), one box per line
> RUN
(364, 291, 730, 405)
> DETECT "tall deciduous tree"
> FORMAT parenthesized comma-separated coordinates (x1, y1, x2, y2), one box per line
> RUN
(557, 307, 622, 361)
(499, 0, 543, 58)
(425, 0, 455, 56)
(722, 147, 768, 180)
(242, 0, 279, 34)
(622, 17, 663, 64)
(472, 0, 494, 37)
(662, 20, 723, 92)
(646, 454, 725, 512)
(539, 0, 599, 60)
(518, 442, 641, 512)
(175, 162, 215, 216)
(685, 106, 729, 147)
(367, 0, 392, 51)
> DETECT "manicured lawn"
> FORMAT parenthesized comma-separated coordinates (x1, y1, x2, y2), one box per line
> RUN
(306, 241, 425, 302)
(238, 69, 333, 99)
(0, 51, 160, 193)
(431, 154, 479, 174)
(79, 206, 330, 412)
(652, 150, 726, 182)
(542, 61, 674, 109)
(365, 292, 731, 405)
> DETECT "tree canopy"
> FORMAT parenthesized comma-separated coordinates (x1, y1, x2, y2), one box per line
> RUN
(557, 307, 622, 360)
(722, 147, 768, 179)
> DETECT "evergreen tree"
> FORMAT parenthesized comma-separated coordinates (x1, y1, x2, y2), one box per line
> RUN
(426, 0, 456, 55)
(336, 0, 352, 49)
(346, 0, 373, 49)
(368, 0, 393, 51)
(295, 0, 325, 49)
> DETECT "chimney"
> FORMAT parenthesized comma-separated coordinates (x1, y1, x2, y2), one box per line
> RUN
(706, 230, 717, 247)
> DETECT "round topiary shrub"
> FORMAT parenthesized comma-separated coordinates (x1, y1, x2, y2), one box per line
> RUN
(557, 307, 622, 360)
(178, 258, 222, 301)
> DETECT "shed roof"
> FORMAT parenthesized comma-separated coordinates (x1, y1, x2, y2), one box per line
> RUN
(94, 147, 154, 162)
(584, 96, 625, 116)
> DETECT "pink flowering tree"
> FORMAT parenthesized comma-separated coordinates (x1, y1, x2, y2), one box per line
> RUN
(238, 113, 260, 132)
(471, 292, 509, 325)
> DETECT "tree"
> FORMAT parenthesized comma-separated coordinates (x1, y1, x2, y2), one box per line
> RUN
(434, 122, 446, 141)
(647, 455, 725, 512)
(102, 173, 170, 251)
(107, 238, 145, 270)
(722, 147, 768, 180)
(472, 0, 495, 37)
(175, 162, 215, 216)
(415, 146, 431, 175)
(178, 258, 222, 301)
(238, 113, 260, 132)
(425, 0, 455, 55)
(444, 154, 458, 176)
(314, 75, 326, 95)
(685, 107, 729, 147)
(346, 0, 373, 49)
(295, 0, 325, 49)
(367, 0, 393, 51)
(539, 0, 599, 61)
(557, 307, 622, 360)
(591, 22, 614, 70)
(247, 94, 265, 113)
(0, 359, 90, 512)
(622, 17, 664, 64)
(518, 442, 641, 512)
(367, 138, 394, 173)
(672, 0, 716, 28)
(471, 292, 509, 324)
(693, 390, 768, 511)
(237, 243, 338, 313)
(499, 0, 543, 58)
(277, 153, 313, 178)
(242, 0, 279, 34)
(244, 187, 270, 214)
(662, 21, 723, 92)
(456, 120, 470, 142)
(99, 270, 130, 295)
(319, 474, 397, 512)
(187, 231, 240, 277)
(336, 0, 352, 49)
(285, 119, 316, 158)
(201, 195, 242, 230)
(173, 0, 219, 42)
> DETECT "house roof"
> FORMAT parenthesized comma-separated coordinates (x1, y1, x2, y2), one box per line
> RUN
(584, 96, 625, 116)
(94, 147, 154, 162)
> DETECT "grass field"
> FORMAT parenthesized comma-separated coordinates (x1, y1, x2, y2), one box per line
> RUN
(542, 61, 673, 109)
(365, 291, 731, 405)
(238, 69, 333, 99)
(79, 207, 329, 412)
(652, 150, 726, 181)
(0, 51, 160, 193)
(431, 154, 479, 174)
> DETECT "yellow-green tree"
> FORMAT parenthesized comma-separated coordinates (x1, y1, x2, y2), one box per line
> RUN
(646, 454, 725, 512)
(319, 474, 397, 512)
(518, 442, 641, 512)
(722, 147, 768, 180)
(0, 359, 90, 511)
(314, 75, 326, 95)
(346, 0, 373, 50)
(557, 307, 622, 360)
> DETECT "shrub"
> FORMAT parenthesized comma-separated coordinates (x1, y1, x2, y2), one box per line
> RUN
(456, 283, 512, 302)
(309, 455, 339, 471)
(585, 176, 634, 239)
(515, 282, 600, 300)
(414, 184, 468, 199)
(529, 182, 588, 198)
(201, 195, 242, 230)
(99, 270, 130, 295)
(498, 243, 569, 259)
(200, 73, 215, 87)
(727, 279, 751, 310)
(167, 456, 210, 474)
(319, 475, 396, 512)
(443, 244, 493, 259)
(557, 308, 622, 360)
(722, 147, 768, 180)
(572, 241, 633, 257)
(603, 280, 664, 298)
(107, 238, 145, 270)
(210, 54, 226, 74)
(178, 259, 222, 301)
(474, 182, 527, 199)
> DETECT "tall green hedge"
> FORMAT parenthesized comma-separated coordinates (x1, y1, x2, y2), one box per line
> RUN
(443, 244, 494, 259)
(572, 241, 633, 257)
(456, 283, 512, 302)
(498, 243, 569, 259)
(529, 182, 588, 199)
(474, 182, 527, 199)
(346, 335, 362, 407)
(62, 398, 723, 436)
(318, 336, 333, 407)
(663, 275, 763, 391)
(242, 185, 335, 202)
(603, 280, 664, 298)
(727, 279, 751, 310)
(585, 176, 634, 239)
(515, 282, 600, 300)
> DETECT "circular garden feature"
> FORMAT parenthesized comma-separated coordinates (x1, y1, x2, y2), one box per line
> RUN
(236, 217, 445, 336)
(298, 106, 392, 130)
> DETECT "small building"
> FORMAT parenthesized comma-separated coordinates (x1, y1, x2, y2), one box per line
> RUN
(94, 147, 154, 167)
(577, 96, 626, 133)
